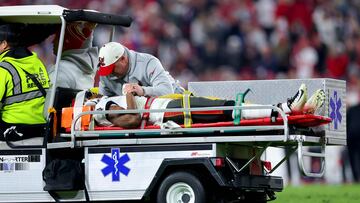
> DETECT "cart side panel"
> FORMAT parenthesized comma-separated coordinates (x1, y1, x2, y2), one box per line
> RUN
(324, 79, 346, 143)
(85, 144, 215, 201)
(0, 149, 50, 202)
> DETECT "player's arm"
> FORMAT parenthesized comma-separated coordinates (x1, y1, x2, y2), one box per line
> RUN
(107, 93, 141, 128)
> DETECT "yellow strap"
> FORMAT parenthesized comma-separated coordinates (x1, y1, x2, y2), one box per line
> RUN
(182, 91, 192, 128)
(160, 93, 221, 101)
(89, 87, 99, 94)
(159, 93, 183, 99)
(48, 107, 57, 138)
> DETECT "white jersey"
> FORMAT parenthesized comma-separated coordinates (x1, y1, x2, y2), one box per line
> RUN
(93, 96, 173, 126)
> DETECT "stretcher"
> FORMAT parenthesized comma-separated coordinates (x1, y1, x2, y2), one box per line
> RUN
(61, 109, 331, 145)
(64, 113, 331, 132)
(54, 81, 334, 141)
(47, 78, 345, 179)
(48, 105, 330, 181)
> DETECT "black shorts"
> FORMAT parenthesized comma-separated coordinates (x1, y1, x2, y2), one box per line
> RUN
(163, 97, 234, 124)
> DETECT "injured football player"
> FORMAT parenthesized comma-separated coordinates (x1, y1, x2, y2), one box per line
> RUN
(85, 84, 325, 129)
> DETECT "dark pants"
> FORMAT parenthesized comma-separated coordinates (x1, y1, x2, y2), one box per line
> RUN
(347, 105, 360, 182)
(163, 97, 234, 124)
(0, 120, 46, 141)
(348, 141, 360, 182)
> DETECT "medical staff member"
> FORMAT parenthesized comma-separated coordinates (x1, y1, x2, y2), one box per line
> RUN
(0, 24, 50, 141)
(49, 21, 98, 89)
(97, 42, 184, 97)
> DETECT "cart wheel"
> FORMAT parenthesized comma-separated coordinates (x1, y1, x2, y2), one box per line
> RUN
(157, 171, 206, 203)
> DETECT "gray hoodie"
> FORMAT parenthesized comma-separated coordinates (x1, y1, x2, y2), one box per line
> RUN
(48, 37, 98, 90)
(99, 48, 184, 97)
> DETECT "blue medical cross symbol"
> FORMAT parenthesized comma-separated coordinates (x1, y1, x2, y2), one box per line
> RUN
(101, 148, 130, 181)
(329, 91, 342, 130)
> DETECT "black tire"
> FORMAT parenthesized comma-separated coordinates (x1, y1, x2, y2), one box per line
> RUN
(156, 171, 206, 203)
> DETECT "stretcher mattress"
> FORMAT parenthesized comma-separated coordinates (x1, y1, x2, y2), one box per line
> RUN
(65, 114, 331, 132)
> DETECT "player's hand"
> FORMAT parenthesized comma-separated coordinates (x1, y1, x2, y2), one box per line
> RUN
(84, 98, 100, 106)
(130, 84, 144, 96)
(122, 83, 133, 95)
(123, 83, 144, 96)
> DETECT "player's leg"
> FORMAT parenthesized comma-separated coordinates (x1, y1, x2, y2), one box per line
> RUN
(303, 89, 326, 114)
(163, 97, 234, 124)
(241, 84, 308, 119)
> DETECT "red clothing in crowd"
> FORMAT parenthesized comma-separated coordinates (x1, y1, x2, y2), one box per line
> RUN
(326, 54, 349, 78)
(276, 0, 314, 33)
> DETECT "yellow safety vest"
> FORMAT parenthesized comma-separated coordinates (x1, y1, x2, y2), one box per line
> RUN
(0, 50, 50, 124)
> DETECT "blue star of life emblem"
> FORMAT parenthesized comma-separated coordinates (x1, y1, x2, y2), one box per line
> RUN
(101, 148, 130, 182)
(329, 90, 342, 130)
(3, 162, 14, 172)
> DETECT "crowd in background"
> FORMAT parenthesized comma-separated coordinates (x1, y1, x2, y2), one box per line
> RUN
(2, 0, 360, 106)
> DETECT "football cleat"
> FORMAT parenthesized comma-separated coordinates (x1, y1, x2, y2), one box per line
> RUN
(303, 89, 326, 114)
(288, 83, 307, 113)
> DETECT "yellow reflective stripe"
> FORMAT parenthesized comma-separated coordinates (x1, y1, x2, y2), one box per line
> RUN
(4, 90, 46, 105)
(0, 61, 21, 94)
(182, 91, 192, 128)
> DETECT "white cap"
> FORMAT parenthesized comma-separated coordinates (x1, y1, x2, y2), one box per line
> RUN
(98, 42, 125, 76)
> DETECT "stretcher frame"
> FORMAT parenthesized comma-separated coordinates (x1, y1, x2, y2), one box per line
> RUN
(185, 78, 347, 177)
(49, 104, 331, 177)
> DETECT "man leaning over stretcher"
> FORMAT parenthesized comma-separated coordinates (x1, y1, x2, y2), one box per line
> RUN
(85, 84, 325, 129)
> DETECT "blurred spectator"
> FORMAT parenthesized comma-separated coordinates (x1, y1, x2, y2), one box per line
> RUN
(347, 64, 360, 107)
(312, 1, 338, 48)
(347, 104, 360, 182)
(310, 30, 328, 76)
(255, 0, 276, 40)
(271, 17, 291, 74)
(291, 35, 318, 78)
(325, 43, 349, 79)
(256, 45, 278, 78)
